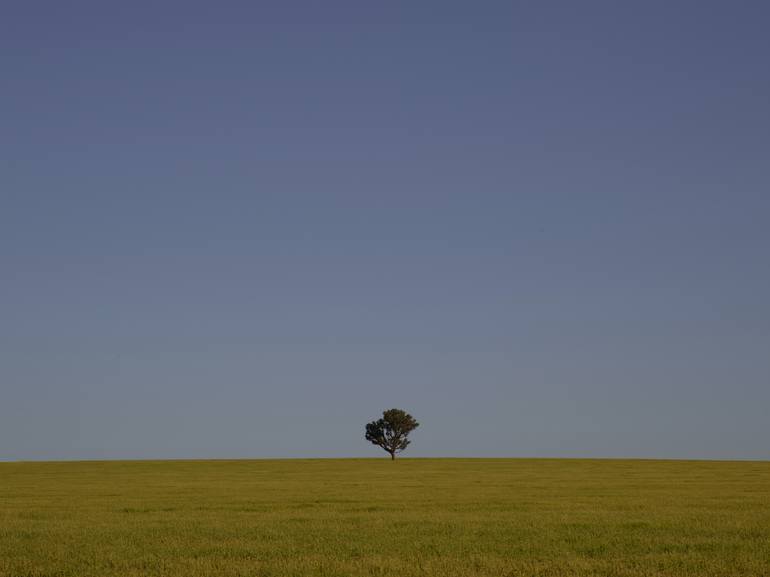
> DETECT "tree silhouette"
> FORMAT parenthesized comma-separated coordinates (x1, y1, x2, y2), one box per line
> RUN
(365, 408, 419, 460)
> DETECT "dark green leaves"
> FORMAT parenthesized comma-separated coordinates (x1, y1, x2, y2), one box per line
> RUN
(365, 409, 419, 459)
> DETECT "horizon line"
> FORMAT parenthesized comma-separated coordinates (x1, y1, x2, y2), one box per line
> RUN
(2, 455, 769, 465)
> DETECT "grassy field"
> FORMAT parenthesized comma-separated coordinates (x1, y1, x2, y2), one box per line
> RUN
(1, 458, 769, 577)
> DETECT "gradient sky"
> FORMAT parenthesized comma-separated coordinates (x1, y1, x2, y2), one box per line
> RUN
(2, 1, 769, 461)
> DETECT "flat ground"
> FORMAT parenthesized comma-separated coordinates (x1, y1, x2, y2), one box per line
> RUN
(1, 459, 769, 576)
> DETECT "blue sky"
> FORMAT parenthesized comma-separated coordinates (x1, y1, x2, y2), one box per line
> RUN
(2, 1, 769, 460)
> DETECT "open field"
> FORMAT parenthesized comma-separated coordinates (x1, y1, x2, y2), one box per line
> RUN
(1, 458, 769, 577)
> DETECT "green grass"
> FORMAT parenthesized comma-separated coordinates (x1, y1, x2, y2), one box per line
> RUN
(1, 458, 769, 576)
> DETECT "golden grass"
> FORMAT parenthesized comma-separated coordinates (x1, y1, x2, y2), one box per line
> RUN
(1, 458, 769, 576)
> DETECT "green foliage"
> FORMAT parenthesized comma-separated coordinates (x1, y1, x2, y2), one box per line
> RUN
(1, 459, 770, 576)
(365, 408, 419, 459)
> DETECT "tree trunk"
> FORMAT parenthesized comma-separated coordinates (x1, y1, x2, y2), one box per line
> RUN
(389, 451, 395, 460)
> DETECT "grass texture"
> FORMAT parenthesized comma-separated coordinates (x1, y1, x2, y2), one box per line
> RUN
(1, 458, 769, 576)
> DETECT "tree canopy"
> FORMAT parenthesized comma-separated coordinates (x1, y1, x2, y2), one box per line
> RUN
(365, 408, 419, 460)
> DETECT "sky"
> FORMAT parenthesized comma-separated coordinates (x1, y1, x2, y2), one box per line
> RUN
(1, 1, 769, 461)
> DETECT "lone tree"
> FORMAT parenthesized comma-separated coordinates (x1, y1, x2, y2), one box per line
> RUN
(365, 408, 419, 460)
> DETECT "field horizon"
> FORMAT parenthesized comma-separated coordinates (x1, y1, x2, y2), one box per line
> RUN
(3, 457, 769, 576)
(4, 456, 770, 464)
